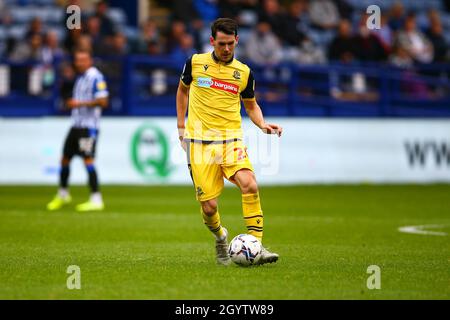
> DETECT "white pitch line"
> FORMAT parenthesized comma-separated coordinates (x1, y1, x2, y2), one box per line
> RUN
(398, 224, 448, 236)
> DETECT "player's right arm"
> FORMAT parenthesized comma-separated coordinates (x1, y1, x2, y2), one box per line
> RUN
(176, 56, 193, 147)
(176, 82, 189, 135)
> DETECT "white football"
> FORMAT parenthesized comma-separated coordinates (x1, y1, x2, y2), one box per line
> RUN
(228, 234, 262, 266)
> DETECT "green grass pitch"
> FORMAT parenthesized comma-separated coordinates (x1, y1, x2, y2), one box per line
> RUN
(0, 185, 449, 299)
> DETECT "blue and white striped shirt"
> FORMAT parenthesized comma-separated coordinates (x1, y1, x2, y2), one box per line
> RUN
(71, 67, 109, 129)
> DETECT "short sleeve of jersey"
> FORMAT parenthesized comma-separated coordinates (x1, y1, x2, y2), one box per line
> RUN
(92, 74, 109, 99)
(240, 70, 255, 100)
(180, 56, 193, 86)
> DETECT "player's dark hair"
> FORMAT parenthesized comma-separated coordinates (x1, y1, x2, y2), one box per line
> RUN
(211, 18, 238, 39)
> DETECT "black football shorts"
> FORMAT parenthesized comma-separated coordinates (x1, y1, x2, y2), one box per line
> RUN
(63, 127, 99, 159)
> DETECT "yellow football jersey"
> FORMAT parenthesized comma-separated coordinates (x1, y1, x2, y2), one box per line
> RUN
(180, 52, 255, 141)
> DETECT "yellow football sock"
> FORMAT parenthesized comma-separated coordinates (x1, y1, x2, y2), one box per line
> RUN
(201, 208, 226, 240)
(242, 193, 263, 242)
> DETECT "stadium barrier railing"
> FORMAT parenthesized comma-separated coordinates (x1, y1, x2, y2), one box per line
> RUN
(0, 56, 449, 117)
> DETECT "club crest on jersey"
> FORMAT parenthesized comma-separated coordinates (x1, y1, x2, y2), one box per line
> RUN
(203, 65, 209, 71)
(233, 70, 241, 80)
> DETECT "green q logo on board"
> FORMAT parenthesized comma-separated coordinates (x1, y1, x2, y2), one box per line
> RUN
(131, 124, 172, 179)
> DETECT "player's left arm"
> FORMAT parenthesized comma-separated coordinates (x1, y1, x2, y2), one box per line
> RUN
(67, 97, 109, 109)
(243, 99, 282, 137)
(241, 70, 282, 137)
(67, 76, 109, 109)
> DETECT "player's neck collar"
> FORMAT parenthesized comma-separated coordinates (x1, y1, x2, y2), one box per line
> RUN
(211, 52, 234, 65)
(79, 66, 93, 76)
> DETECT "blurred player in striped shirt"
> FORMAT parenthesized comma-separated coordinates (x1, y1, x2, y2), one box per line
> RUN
(47, 49, 109, 212)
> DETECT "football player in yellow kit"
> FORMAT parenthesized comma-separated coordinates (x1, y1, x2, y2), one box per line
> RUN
(176, 18, 283, 265)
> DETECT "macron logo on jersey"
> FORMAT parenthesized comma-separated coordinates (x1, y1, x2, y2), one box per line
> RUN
(197, 77, 238, 94)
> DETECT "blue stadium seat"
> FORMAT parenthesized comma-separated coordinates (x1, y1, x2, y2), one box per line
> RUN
(7, 24, 27, 39)
(37, 7, 64, 24)
(9, 6, 34, 23)
(108, 8, 127, 26)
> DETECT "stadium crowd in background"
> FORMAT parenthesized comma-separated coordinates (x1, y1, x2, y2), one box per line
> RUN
(0, 0, 449, 65)
(0, 0, 450, 103)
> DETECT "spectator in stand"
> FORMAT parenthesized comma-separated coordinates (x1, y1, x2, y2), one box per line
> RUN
(84, 15, 104, 55)
(219, 0, 258, 27)
(334, 0, 353, 20)
(309, 0, 340, 30)
(371, 14, 394, 55)
(171, 0, 204, 51)
(389, 44, 414, 68)
(107, 32, 129, 56)
(258, 0, 286, 40)
(388, 1, 405, 32)
(425, 15, 448, 63)
(98, 31, 129, 105)
(94, 0, 116, 37)
(137, 19, 161, 54)
(281, 0, 306, 46)
(296, 36, 327, 65)
(218, 0, 243, 21)
(9, 33, 45, 95)
(292, 0, 311, 35)
(165, 20, 188, 54)
(217, 0, 259, 27)
(171, 0, 203, 27)
(41, 30, 65, 90)
(64, 28, 83, 54)
(425, 9, 441, 29)
(0, 6, 14, 56)
(26, 17, 44, 39)
(170, 33, 196, 62)
(147, 39, 163, 56)
(327, 19, 376, 102)
(245, 20, 283, 66)
(423, 12, 448, 95)
(395, 13, 434, 64)
(9, 33, 44, 62)
(354, 14, 388, 62)
(42, 30, 65, 64)
(328, 19, 357, 63)
(0, 0, 10, 24)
